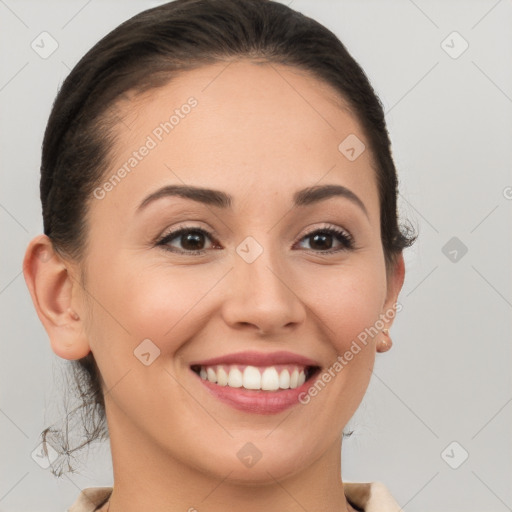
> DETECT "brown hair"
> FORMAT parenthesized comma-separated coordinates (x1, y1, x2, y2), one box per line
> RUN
(39, 0, 417, 476)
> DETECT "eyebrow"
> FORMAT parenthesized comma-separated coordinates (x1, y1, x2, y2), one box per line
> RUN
(293, 184, 368, 218)
(136, 184, 368, 218)
(137, 184, 232, 211)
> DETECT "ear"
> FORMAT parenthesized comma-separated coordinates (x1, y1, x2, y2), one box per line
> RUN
(23, 234, 91, 360)
(381, 251, 405, 326)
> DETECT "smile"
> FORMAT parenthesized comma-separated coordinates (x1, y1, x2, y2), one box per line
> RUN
(190, 364, 321, 414)
(191, 364, 319, 391)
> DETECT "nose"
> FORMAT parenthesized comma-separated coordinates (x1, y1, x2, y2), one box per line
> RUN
(220, 244, 306, 336)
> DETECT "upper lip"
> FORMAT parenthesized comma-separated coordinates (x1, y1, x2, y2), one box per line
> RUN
(189, 350, 321, 368)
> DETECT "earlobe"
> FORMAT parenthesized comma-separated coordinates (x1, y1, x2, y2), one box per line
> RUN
(23, 234, 91, 360)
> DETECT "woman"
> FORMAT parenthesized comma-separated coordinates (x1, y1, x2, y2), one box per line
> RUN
(23, 0, 416, 510)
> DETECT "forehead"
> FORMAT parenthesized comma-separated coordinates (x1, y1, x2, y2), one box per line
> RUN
(91, 60, 379, 221)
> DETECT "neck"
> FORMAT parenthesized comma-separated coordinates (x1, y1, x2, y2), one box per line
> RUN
(102, 411, 356, 512)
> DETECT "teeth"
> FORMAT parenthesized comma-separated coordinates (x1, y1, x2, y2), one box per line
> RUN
(279, 369, 290, 389)
(196, 364, 310, 391)
(217, 366, 229, 386)
(206, 367, 217, 383)
(228, 367, 243, 388)
(261, 367, 279, 391)
(243, 366, 261, 390)
(290, 368, 298, 388)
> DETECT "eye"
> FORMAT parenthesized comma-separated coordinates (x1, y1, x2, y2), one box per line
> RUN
(155, 224, 355, 255)
(296, 226, 355, 252)
(156, 226, 220, 254)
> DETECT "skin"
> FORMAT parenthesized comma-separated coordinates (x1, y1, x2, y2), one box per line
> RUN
(23, 60, 404, 512)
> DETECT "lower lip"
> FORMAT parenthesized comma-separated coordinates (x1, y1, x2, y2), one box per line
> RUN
(192, 370, 320, 415)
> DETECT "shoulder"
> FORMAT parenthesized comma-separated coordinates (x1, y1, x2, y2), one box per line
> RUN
(67, 487, 113, 512)
(345, 481, 403, 512)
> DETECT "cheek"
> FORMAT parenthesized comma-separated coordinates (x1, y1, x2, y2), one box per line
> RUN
(299, 260, 386, 352)
(294, 262, 386, 417)
(88, 257, 222, 353)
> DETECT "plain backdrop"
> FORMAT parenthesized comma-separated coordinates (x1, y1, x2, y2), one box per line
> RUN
(1, 1, 511, 511)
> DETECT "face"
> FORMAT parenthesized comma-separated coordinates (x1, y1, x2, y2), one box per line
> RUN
(40, 60, 404, 483)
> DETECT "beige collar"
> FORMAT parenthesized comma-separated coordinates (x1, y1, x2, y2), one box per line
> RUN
(69, 482, 403, 512)
(345, 481, 403, 512)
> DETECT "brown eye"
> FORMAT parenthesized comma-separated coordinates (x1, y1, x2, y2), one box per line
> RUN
(157, 227, 217, 254)
(298, 227, 354, 252)
(180, 231, 207, 250)
(309, 232, 335, 250)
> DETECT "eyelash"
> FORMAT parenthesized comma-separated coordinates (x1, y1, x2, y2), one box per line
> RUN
(155, 224, 356, 255)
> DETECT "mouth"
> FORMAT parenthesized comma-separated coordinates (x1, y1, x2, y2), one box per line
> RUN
(190, 363, 321, 392)
(188, 351, 322, 415)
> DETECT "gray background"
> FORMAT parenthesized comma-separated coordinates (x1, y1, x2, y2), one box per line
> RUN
(1, 0, 511, 510)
